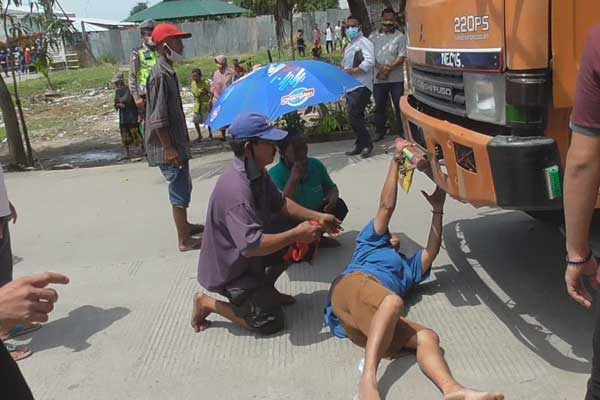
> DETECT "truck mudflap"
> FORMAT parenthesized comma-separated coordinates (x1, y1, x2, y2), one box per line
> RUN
(401, 96, 563, 210)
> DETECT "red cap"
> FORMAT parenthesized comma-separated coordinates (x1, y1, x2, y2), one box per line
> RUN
(151, 23, 191, 45)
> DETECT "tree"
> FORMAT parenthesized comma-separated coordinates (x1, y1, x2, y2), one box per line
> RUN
(129, 2, 148, 17)
(238, 0, 337, 16)
(0, 0, 74, 167)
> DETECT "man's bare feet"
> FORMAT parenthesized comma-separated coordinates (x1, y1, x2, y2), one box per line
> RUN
(179, 237, 202, 252)
(358, 375, 380, 400)
(274, 289, 296, 306)
(444, 389, 504, 400)
(191, 293, 213, 333)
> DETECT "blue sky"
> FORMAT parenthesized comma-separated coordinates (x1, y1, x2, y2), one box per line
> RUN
(59, 0, 158, 21)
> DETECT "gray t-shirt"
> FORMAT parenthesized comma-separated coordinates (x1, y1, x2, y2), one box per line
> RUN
(197, 158, 286, 293)
(369, 30, 407, 84)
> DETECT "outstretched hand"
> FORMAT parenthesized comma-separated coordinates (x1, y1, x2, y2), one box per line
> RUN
(566, 257, 599, 309)
(0, 272, 70, 326)
(317, 213, 343, 237)
(421, 186, 446, 212)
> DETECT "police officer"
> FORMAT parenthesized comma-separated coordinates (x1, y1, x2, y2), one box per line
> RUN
(129, 19, 158, 124)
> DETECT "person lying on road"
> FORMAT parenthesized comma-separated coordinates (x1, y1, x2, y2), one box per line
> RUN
(324, 142, 504, 400)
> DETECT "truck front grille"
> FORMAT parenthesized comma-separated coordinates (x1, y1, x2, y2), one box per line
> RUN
(411, 65, 466, 118)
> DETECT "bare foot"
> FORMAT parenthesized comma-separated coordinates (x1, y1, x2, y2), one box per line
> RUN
(274, 289, 296, 306)
(179, 237, 202, 252)
(358, 375, 380, 400)
(191, 293, 212, 333)
(444, 389, 504, 400)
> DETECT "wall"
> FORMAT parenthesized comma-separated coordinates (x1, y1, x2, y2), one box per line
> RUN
(88, 9, 350, 65)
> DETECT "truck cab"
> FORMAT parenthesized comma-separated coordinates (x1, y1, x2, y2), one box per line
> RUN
(400, 0, 600, 210)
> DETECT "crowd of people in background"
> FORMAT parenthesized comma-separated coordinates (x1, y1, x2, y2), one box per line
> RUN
(0, 46, 39, 77)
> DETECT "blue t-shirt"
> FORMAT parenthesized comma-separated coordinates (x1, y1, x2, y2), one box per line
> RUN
(324, 220, 428, 338)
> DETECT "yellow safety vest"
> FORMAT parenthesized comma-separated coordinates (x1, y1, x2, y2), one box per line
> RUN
(137, 47, 157, 94)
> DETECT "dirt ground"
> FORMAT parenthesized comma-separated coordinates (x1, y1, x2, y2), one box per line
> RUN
(0, 88, 230, 169)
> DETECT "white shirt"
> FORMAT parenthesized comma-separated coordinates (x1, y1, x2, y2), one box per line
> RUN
(369, 30, 407, 84)
(334, 25, 342, 40)
(325, 27, 334, 41)
(342, 33, 375, 91)
(0, 166, 11, 218)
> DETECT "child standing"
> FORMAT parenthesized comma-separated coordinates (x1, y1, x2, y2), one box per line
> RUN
(191, 68, 212, 141)
(296, 30, 306, 57)
(113, 72, 143, 158)
(232, 59, 247, 77)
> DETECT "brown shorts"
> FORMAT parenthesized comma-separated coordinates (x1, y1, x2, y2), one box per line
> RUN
(331, 272, 426, 357)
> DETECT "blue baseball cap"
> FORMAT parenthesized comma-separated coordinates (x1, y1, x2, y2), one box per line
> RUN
(229, 113, 288, 142)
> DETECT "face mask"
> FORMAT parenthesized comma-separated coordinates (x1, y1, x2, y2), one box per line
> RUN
(164, 43, 184, 63)
(346, 27, 360, 40)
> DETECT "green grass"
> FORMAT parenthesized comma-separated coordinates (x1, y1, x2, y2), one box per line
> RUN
(12, 49, 345, 98)
(0, 127, 5, 142)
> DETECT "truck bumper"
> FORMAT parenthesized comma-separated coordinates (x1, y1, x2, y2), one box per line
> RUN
(400, 96, 563, 210)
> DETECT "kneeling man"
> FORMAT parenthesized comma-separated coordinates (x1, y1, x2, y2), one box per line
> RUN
(192, 113, 342, 335)
(324, 144, 504, 400)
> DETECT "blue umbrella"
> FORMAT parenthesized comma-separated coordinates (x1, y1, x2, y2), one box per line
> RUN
(207, 60, 364, 131)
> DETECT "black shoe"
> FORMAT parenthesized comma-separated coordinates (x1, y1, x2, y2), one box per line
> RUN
(360, 145, 373, 159)
(374, 132, 386, 142)
(345, 147, 362, 156)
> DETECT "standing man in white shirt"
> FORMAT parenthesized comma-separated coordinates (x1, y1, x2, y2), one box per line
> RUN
(325, 22, 334, 54)
(370, 8, 407, 141)
(334, 21, 343, 51)
(342, 15, 375, 158)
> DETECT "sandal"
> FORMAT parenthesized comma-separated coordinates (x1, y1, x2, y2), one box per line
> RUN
(190, 224, 205, 236)
(2, 323, 41, 341)
(6, 343, 32, 362)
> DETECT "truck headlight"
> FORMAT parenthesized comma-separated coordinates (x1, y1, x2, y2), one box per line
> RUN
(464, 73, 506, 125)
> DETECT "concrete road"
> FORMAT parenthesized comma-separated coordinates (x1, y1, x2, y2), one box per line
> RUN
(5, 139, 594, 399)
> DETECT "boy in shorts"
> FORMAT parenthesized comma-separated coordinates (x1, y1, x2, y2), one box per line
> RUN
(324, 143, 504, 400)
(190, 68, 212, 141)
(113, 72, 144, 158)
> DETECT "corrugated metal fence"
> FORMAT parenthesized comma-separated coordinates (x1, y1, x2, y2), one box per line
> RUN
(88, 9, 349, 64)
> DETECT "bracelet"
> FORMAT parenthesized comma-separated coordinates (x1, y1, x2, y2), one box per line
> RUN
(432, 210, 444, 215)
(566, 250, 594, 266)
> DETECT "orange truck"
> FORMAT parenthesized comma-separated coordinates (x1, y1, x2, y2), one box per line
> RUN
(400, 0, 600, 211)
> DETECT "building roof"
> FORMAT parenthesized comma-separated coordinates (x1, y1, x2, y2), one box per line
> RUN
(125, 0, 250, 23)
(67, 18, 136, 33)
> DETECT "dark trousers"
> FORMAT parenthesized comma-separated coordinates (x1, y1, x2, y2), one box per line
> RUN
(373, 82, 404, 136)
(0, 338, 34, 400)
(587, 303, 600, 399)
(346, 87, 372, 150)
(0, 220, 13, 287)
(223, 251, 288, 335)
(326, 40, 333, 53)
(298, 46, 306, 57)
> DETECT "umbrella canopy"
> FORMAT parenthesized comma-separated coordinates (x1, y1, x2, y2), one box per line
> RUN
(207, 60, 364, 131)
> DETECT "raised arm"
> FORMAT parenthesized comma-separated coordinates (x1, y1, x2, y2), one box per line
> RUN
(373, 157, 400, 236)
(420, 187, 446, 271)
